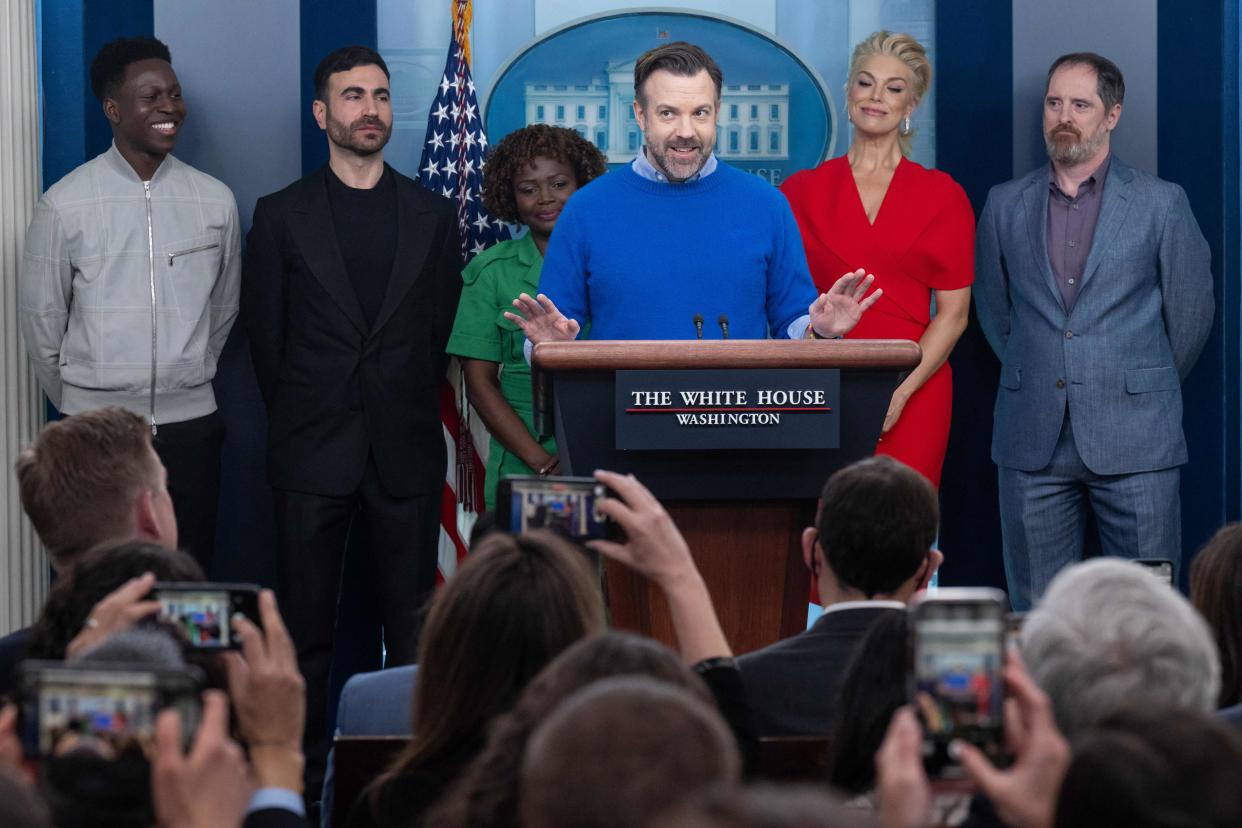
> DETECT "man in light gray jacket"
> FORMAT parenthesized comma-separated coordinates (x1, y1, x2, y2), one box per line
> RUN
(19, 36, 240, 574)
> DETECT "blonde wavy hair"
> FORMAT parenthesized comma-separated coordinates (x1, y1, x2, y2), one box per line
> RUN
(848, 30, 932, 157)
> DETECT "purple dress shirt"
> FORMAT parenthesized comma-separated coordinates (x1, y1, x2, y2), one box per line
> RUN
(1047, 154, 1110, 311)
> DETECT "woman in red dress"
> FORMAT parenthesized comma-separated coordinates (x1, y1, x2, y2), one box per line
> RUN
(783, 31, 974, 488)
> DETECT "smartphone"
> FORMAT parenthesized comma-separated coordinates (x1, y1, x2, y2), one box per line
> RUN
(17, 661, 203, 758)
(152, 582, 261, 650)
(1005, 612, 1026, 652)
(909, 588, 1008, 777)
(1132, 558, 1175, 587)
(494, 476, 616, 541)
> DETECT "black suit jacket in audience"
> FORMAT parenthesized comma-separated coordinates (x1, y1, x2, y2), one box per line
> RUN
(737, 605, 903, 736)
(0, 626, 32, 698)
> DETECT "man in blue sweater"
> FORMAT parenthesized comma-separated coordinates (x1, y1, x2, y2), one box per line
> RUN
(508, 42, 880, 342)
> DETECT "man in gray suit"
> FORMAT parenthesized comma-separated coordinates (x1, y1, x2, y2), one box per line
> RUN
(975, 53, 1213, 610)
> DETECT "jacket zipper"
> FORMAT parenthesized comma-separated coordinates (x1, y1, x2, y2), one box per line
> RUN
(144, 181, 158, 437)
(167, 242, 220, 266)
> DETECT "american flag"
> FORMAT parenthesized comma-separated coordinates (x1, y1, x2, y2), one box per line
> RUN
(419, 0, 509, 580)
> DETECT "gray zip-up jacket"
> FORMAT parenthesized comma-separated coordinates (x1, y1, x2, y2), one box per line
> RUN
(19, 143, 240, 428)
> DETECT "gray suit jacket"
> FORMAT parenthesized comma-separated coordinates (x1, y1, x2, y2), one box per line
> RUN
(974, 157, 1213, 474)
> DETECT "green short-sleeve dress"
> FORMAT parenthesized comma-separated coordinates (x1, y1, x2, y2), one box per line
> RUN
(446, 233, 556, 509)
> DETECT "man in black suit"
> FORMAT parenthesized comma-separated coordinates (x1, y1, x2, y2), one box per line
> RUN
(737, 457, 942, 736)
(242, 45, 461, 805)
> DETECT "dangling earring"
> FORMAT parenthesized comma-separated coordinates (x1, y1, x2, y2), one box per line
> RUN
(900, 116, 911, 135)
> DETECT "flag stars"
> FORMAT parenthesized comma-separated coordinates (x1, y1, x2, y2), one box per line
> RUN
(421, 159, 440, 179)
(433, 103, 450, 124)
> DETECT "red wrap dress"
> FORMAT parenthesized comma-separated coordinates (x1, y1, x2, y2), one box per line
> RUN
(782, 156, 975, 487)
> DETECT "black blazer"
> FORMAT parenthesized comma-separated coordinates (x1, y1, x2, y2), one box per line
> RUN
(243, 166, 462, 498)
(737, 606, 902, 736)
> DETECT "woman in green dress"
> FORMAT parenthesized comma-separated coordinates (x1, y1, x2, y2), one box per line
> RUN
(447, 125, 607, 509)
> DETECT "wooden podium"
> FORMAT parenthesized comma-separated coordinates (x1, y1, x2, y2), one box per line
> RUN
(531, 339, 920, 654)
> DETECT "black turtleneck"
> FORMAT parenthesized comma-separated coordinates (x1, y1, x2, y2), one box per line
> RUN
(325, 164, 397, 329)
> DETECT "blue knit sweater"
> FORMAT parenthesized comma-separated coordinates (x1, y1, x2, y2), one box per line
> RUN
(537, 162, 817, 340)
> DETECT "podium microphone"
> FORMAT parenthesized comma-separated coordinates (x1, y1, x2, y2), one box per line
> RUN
(693, 314, 704, 339)
(718, 314, 730, 340)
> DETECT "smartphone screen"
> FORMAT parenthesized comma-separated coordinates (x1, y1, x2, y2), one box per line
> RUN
(18, 662, 202, 758)
(1005, 612, 1025, 652)
(911, 589, 1007, 776)
(153, 583, 260, 650)
(496, 476, 612, 541)
(1132, 559, 1175, 587)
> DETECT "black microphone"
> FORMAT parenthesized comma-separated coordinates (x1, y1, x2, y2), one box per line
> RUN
(718, 314, 730, 340)
(693, 314, 704, 339)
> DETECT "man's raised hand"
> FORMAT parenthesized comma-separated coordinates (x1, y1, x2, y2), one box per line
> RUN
(809, 269, 883, 338)
(504, 292, 580, 344)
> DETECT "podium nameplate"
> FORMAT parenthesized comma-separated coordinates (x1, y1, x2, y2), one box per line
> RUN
(616, 369, 840, 450)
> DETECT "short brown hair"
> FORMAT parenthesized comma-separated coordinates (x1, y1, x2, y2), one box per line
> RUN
(633, 41, 723, 105)
(520, 676, 739, 828)
(15, 408, 158, 569)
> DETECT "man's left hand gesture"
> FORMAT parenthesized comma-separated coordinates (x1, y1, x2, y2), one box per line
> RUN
(809, 269, 883, 338)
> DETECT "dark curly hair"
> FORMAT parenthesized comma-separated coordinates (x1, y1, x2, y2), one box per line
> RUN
(482, 124, 607, 224)
(24, 541, 204, 662)
(90, 36, 172, 101)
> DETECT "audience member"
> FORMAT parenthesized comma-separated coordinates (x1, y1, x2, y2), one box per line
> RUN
(737, 456, 941, 736)
(874, 652, 1069, 828)
(1190, 523, 1242, 707)
(1054, 705, 1242, 828)
(1021, 557, 1220, 739)
(428, 631, 711, 828)
(150, 690, 255, 828)
(519, 676, 741, 828)
(653, 784, 876, 828)
(24, 541, 202, 663)
(827, 610, 909, 795)
(588, 470, 757, 769)
(2, 407, 180, 691)
(40, 628, 192, 827)
(344, 530, 604, 828)
(15, 407, 179, 569)
(227, 588, 311, 828)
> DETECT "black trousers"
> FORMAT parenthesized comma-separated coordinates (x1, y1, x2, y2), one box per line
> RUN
(273, 454, 440, 809)
(153, 410, 224, 576)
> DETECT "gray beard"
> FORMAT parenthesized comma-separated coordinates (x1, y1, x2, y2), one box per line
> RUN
(1045, 127, 1107, 165)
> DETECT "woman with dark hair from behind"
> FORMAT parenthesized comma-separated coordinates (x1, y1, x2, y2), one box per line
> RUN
(826, 610, 909, 796)
(1190, 523, 1242, 707)
(427, 630, 712, 828)
(430, 469, 755, 828)
(345, 529, 605, 828)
